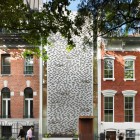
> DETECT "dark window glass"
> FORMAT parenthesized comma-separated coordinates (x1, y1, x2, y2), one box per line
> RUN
(1, 87, 10, 118)
(125, 97, 133, 122)
(104, 97, 113, 122)
(1, 54, 10, 74)
(2, 126, 12, 139)
(24, 87, 33, 118)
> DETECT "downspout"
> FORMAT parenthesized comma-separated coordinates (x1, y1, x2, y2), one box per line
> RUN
(39, 44, 43, 140)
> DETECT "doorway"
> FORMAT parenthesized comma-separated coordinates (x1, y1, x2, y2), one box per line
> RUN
(106, 131, 116, 140)
(79, 117, 94, 140)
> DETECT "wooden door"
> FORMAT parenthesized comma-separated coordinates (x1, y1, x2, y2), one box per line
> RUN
(79, 117, 93, 140)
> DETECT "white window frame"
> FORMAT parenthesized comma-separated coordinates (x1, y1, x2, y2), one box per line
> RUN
(103, 56, 115, 81)
(122, 90, 137, 122)
(25, 98, 33, 118)
(123, 56, 136, 81)
(24, 55, 34, 75)
(2, 98, 10, 118)
(102, 90, 117, 122)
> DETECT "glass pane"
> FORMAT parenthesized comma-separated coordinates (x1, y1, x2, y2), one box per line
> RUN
(108, 102, 113, 109)
(125, 70, 134, 78)
(25, 100, 28, 117)
(105, 97, 108, 102)
(2, 66, 10, 74)
(129, 97, 133, 102)
(8, 100, 10, 116)
(105, 59, 113, 69)
(2, 55, 10, 65)
(105, 103, 108, 109)
(109, 97, 113, 102)
(24, 55, 33, 74)
(2, 100, 6, 117)
(30, 100, 33, 117)
(24, 87, 33, 98)
(125, 110, 129, 115)
(2, 126, 12, 139)
(125, 97, 128, 102)
(129, 103, 133, 109)
(2, 93, 10, 98)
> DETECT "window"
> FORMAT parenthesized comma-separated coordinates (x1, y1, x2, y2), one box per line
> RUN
(124, 56, 136, 81)
(102, 90, 117, 122)
(1, 87, 11, 118)
(24, 87, 33, 118)
(126, 130, 135, 140)
(124, 60, 134, 79)
(24, 55, 33, 74)
(1, 54, 10, 74)
(2, 126, 12, 139)
(103, 56, 115, 81)
(104, 97, 113, 122)
(125, 97, 134, 122)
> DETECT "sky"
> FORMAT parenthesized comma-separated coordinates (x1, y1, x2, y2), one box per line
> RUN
(43, 0, 81, 11)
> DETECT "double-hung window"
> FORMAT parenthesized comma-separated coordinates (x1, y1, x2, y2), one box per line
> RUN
(1, 54, 11, 74)
(122, 90, 137, 122)
(104, 97, 113, 122)
(124, 56, 136, 81)
(24, 87, 33, 118)
(1, 87, 11, 118)
(103, 56, 115, 81)
(102, 90, 117, 122)
(24, 55, 33, 74)
(125, 97, 134, 122)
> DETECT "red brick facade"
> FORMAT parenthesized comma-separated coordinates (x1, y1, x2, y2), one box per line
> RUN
(101, 46, 140, 122)
(0, 49, 39, 118)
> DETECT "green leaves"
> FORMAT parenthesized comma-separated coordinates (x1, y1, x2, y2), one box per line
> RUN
(77, 0, 140, 38)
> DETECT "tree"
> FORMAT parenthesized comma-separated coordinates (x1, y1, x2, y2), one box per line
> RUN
(76, 0, 140, 139)
(1, 0, 140, 138)
(0, 0, 79, 60)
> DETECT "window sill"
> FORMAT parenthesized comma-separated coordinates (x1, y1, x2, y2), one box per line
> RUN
(124, 78, 136, 81)
(103, 78, 115, 81)
(0, 74, 11, 77)
(24, 74, 34, 77)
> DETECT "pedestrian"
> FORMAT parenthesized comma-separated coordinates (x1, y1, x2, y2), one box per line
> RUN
(17, 126, 25, 140)
(118, 133, 124, 140)
(26, 126, 34, 140)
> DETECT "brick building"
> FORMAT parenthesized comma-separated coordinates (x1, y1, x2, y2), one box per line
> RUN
(98, 36, 140, 140)
(0, 34, 40, 139)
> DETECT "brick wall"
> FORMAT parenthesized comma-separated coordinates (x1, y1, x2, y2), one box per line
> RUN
(0, 49, 39, 118)
(101, 49, 140, 122)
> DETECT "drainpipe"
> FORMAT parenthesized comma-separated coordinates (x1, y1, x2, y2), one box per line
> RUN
(39, 44, 43, 140)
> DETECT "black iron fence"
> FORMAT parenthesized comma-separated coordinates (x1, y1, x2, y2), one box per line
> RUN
(0, 121, 39, 140)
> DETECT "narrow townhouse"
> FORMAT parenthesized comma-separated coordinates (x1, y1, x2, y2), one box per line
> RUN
(0, 34, 40, 139)
(98, 36, 140, 140)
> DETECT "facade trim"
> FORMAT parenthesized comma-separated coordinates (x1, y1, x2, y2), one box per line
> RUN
(102, 90, 117, 97)
(122, 90, 137, 97)
(123, 55, 136, 60)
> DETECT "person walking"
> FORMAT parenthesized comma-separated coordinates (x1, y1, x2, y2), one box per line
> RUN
(17, 126, 25, 140)
(26, 126, 34, 140)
